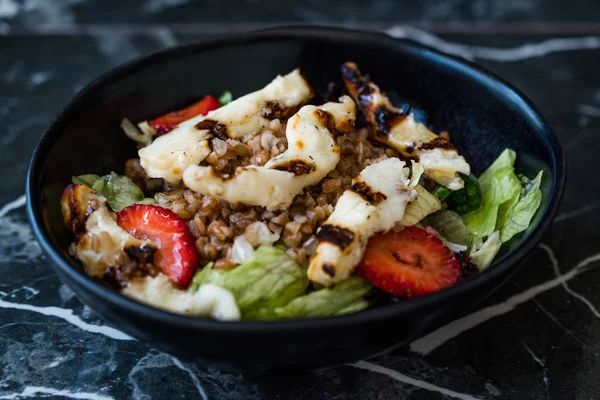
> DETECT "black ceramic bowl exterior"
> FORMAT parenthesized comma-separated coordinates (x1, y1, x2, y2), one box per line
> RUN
(27, 27, 565, 373)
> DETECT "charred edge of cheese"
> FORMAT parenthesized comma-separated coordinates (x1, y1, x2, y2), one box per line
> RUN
(122, 274, 241, 320)
(139, 69, 314, 184)
(182, 96, 356, 211)
(60, 183, 105, 235)
(60, 184, 157, 281)
(308, 158, 417, 286)
(341, 62, 470, 190)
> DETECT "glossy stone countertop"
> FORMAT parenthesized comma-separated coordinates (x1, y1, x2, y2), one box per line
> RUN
(1, 1, 600, 399)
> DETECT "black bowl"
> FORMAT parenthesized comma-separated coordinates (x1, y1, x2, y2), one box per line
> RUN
(26, 26, 565, 373)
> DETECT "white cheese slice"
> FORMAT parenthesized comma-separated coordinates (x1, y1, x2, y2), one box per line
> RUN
(139, 69, 313, 184)
(341, 62, 471, 190)
(183, 96, 356, 211)
(122, 274, 241, 320)
(75, 206, 155, 278)
(308, 157, 417, 286)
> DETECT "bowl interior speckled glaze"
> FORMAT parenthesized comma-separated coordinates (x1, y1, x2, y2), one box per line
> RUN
(27, 26, 565, 373)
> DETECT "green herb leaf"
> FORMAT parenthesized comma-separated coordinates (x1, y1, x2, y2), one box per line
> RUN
(72, 174, 101, 187)
(254, 277, 372, 320)
(425, 210, 470, 245)
(219, 90, 233, 105)
(499, 170, 543, 242)
(432, 185, 452, 202)
(91, 172, 154, 212)
(444, 173, 483, 215)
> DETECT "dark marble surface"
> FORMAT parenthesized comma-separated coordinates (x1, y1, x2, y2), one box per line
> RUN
(2, 1, 600, 399)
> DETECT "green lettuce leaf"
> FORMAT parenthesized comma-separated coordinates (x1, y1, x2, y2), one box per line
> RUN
(91, 172, 156, 212)
(496, 191, 520, 230)
(189, 246, 309, 318)
(470, 231, 501, 270)
(463, 150, 521, 239)
(72, 174, 101, 187)
(254, 277, 372, 320)
(478, 149, 516, 192)
(425, 210, 470, 245)
(400, 185, 442, 226)
(499, 170, 543, 242)
(463, 183, 500, 239)
(219, 90, 233, 105)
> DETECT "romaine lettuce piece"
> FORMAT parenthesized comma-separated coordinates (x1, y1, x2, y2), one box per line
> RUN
(255, 277, 371, 320)
(478, 149, 516, 192)
(470, 231, 501, 270)
(463, 150, 521, 239)
(499, 171, 543, 242)
(189, 246, 309, 318)
(400, 185, 442, 226)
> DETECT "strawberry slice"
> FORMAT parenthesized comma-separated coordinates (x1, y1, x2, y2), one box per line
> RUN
(149, 95, 220, 134)
(357, 226, 460, 298)
(117, 204, 198, 287)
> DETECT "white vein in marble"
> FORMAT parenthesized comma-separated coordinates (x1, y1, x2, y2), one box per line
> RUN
(0, 194, 25, 218)
(0, 297, 133, 340)
(554, 203, 600, 222)
(410, 246, 600, 354)
(0, 386, 113, 400)
(577, 104, 600, 118)
(352, 361, 482, 400)
(0, 0, 19, 18)
(170, 356, 208, 400)
(541, 243, 600, 318)
(386, 26, 600, 62)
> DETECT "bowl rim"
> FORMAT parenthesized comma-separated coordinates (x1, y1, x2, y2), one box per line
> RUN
(26, 25, 566, 334)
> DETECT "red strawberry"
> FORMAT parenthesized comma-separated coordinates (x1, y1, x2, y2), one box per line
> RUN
(357, 226, 460, 298)
(117, 204, 198, 287)
(149, 95, 220, 134)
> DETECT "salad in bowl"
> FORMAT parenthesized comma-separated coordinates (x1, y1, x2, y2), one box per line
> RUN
(60, 62, 543, 321)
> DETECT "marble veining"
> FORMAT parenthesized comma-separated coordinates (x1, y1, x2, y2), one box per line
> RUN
(1, 1, 599, 397)
(386, 26, 600, 62)
(411, 249, 600, 355)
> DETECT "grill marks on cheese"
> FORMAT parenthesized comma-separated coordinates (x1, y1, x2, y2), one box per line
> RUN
(139, 69, 314, 184)
(60, 184, 241, 320)
(183, 96, 357, 211)
(307, 158, 417, 286)
(60, 184, 156, 280)
(341, 62, 470, 190)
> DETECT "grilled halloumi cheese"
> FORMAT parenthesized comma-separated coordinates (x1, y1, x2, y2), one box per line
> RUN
(308, 158, 417, 286)
(60, 184, 156, 279)
(183, 96, 356, 211)
(61, 184, 240, 320)
(139, 69, 314, 184)
(123, 274, 240, 320)
(341, 62, 470, 190)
